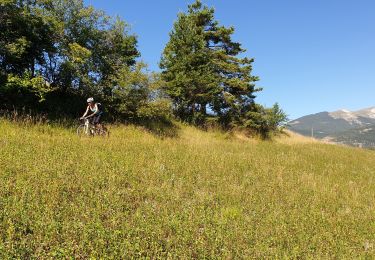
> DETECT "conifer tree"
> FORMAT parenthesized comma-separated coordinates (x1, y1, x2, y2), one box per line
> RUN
(161, 0, 260, 125)
(160, 5, 218, 122)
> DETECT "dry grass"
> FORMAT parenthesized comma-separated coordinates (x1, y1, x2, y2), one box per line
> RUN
(0, 119, 374, 258)
(276, 130, 319, 145)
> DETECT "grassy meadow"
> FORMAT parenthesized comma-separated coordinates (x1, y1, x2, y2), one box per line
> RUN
(0, 119, 374, 258)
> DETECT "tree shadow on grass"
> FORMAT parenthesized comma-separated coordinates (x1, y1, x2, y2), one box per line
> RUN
(0, 108, 181, 139)
(137, 120, 180, 139)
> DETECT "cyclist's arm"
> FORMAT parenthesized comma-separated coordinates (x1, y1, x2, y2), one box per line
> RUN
(81, 106, 89, 118)
(85, 104, 99, 118)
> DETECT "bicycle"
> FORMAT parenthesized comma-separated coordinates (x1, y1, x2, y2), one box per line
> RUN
(76, 118, 109, 137)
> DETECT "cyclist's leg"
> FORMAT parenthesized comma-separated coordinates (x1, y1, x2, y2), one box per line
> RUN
(92, 115, 99, 125)
(97, 114, 102, 124)
(93, 114, 102, 130)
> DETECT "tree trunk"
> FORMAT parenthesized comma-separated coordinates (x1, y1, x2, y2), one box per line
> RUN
(31, 59, 35, 77)
(200, 103, 206, 116)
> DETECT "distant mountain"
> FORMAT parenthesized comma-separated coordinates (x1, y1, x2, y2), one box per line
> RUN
(330, 125, 375, 148)
(288, 107, 375, 148)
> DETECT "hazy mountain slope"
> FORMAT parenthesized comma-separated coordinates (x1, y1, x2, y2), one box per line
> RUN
(288, 107, 375, 147)
(288, 112, 357, 138)
(331, 125, 375, 148)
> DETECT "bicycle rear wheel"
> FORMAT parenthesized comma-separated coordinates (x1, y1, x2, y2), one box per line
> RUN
(98, 125, 110, 138)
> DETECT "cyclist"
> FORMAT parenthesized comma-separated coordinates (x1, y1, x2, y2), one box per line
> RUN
(80, 97, 103, 128)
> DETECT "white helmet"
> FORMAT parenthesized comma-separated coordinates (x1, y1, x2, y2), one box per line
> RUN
(87, 97, 94, 103)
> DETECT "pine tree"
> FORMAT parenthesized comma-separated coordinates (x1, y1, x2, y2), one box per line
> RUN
(160, 0, 260, 125)
(160, 5, 219, 122)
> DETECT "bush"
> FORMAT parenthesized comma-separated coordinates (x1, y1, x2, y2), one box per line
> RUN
(0, 73, 54, 110)
(242, 103, 288, 139)
(137, 98, 173, 122)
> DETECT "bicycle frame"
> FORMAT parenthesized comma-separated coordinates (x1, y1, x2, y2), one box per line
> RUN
(77, 118, 108, 137)
(83, 118, 94, 135)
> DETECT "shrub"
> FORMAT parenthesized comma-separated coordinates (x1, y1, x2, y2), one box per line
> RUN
(242, 103, 288, 139)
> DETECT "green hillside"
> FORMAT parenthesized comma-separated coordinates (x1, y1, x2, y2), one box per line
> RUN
(0, 120, 374, 258)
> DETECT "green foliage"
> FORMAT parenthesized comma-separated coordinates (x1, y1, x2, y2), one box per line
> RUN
(107, 62, 172, 122)
(0, 0, 57, 75)
(0, 0, 143, 121)
(137, 99, 173, 122)
(241, 103, 289, 139)
(160, 10, 218, 121)
(161, 0, 260, 127)
(0, 0, 285, 135)
(160, 0, 284, 137)
(68, 43, 92, 64)
(0, 74, 54, 108)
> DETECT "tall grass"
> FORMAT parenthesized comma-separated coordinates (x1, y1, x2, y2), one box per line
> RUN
(0, 119, 374, 258)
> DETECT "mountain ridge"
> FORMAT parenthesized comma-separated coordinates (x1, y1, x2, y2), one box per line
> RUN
(288, 106, 375, 148)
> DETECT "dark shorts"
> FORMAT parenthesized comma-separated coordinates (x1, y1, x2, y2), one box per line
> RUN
(91, 113, 102, 124)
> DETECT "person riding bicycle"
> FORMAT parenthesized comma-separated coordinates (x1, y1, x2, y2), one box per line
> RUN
(80, 97, 103, 127)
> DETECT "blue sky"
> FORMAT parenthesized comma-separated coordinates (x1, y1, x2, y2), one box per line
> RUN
(85, 0, 375, 119)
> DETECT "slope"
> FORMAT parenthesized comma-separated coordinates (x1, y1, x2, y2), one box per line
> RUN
(0, 120, 374, 258)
